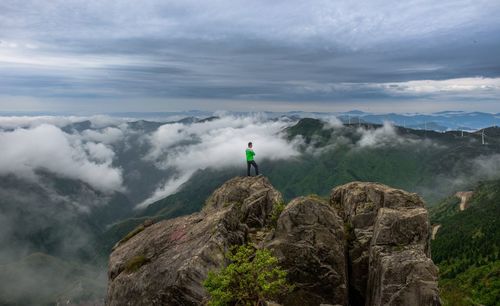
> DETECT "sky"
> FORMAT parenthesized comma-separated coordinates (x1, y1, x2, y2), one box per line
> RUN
(1, 0, 500, 113)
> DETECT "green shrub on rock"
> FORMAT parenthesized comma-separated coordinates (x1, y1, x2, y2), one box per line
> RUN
(204, 244, 291, 306)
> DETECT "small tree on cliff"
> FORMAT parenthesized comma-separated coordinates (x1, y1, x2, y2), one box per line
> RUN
(203, 244, 291, 306)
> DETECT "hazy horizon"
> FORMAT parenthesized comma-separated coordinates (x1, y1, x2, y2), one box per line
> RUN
(1, 109, 500, 117)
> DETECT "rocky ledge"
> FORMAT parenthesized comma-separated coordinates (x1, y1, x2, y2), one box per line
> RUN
(106, 176, 440, 306)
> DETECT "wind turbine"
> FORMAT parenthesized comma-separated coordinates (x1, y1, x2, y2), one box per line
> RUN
(482, 130, 485, 145)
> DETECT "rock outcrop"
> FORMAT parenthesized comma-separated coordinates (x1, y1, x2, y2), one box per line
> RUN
(265, 196, 348, 306)
(455, 191, 473, 211)
(106, 178, 441, 306)
(107, 176, 282, 306)
(330, 182, 440, 306)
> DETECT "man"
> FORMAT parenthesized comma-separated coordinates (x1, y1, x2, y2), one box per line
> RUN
(246, 142, 259, 176)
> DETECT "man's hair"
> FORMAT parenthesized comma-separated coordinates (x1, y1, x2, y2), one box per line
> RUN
(248, 142, 252, 147)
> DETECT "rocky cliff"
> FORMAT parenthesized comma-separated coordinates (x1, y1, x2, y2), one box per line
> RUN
(106, 176, 440, 306)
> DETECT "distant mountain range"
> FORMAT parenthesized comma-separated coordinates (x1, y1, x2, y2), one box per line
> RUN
(278, 110, 500, 131)
(2, 110, 499, 131)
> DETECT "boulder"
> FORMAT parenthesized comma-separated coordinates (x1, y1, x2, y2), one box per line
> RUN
(265, 196, 348, 306)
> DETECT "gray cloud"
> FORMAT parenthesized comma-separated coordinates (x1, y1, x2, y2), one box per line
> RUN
(1, 0, 500, 111)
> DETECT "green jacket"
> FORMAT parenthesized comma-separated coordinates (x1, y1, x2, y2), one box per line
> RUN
(246, 148, 255, 161)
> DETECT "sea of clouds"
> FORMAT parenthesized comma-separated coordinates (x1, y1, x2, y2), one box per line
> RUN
(0, 114, 304, 208)
(138, 115, 303, 207)
(1, 113, 498, 210)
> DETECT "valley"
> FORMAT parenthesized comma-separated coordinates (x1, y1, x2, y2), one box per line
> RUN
(0, 114, 499, 305)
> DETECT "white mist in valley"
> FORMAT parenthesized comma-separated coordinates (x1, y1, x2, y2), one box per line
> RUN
(138, 115, 303, 207)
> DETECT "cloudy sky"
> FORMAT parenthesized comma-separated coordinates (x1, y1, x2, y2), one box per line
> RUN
(1, 0, 500, 113)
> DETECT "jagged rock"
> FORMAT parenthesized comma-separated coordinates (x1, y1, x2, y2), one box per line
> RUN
(330, 182, 425, 223)
(107, 179, 440, 306)
(330, 182, 440, 306)
(367, 246, 440, 306)
(265, 196, 348, 306)
(370, 207, 430, 255)
(366, 207, 440, 306)
(205, 175, 283, 229)
(106, 176, 282, 306)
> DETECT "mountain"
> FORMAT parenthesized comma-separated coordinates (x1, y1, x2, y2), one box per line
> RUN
(2, 114, 500, 305)
(327, 111, 499, 131)
(226, 110, 499, 131)
(430, 179, 500, 306)
(407, 122, 449, 131)
(106, 176, 440, 306)
(125, 119, 165, 133)
(275, 119, 500, 202)
(101, 118, 500, 257)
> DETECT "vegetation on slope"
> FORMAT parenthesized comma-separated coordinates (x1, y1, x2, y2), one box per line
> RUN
(431, 180, 500, 306)
(105, 119, 500, 256)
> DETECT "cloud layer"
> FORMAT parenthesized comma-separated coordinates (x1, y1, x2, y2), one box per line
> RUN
(0, 124, 124, 192)
(0, 114, 303, 208)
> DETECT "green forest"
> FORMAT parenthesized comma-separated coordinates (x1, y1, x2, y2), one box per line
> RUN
(431, 180, 500, 306)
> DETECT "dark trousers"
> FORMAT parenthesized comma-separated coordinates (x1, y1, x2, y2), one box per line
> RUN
(247, 160, 259, 176)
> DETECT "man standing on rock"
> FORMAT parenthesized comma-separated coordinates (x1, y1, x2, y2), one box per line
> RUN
(246, 142, 259, 176)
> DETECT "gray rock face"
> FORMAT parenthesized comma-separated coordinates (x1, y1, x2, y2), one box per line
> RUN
(205, 175, 283, 230)
(107, 179, 440, 306)
(265, 196, 348, 306)
(365, 208, 440, 306)
(330, 182, 440, 306)
(106, 176, 282, 306)
(367, 247, 440, 306)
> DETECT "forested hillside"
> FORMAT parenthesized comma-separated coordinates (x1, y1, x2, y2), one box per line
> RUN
(103, 119, 500, 254)
(431, 180, 500, 306)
